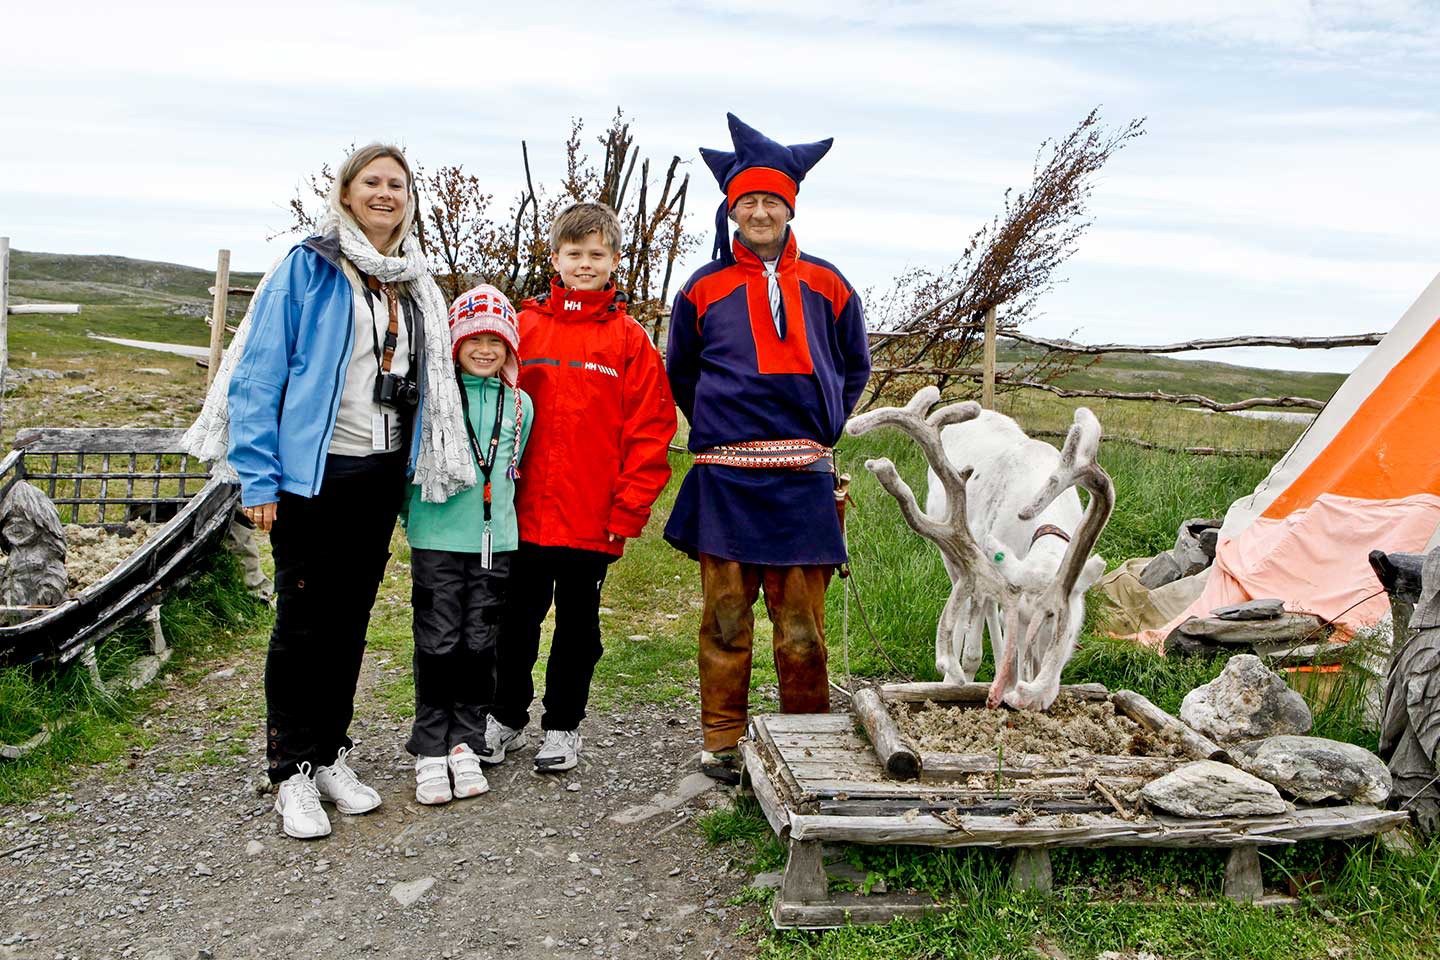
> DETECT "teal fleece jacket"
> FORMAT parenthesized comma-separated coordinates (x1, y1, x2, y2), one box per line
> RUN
(404, 374, 533, 553)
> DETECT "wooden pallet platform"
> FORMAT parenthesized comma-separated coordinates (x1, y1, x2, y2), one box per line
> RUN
(742, 696, 1409, 930)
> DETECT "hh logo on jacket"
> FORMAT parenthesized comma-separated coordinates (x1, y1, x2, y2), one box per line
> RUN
(563, 300, 583, 311)
(583, 361, 619, 378)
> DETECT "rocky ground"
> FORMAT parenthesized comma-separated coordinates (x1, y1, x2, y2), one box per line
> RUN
(0, 646, 765, 960)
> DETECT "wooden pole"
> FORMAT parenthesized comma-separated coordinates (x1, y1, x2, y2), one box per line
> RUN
(852, 686, 920, 780)
(981, 305, 997, 409)
(1, 237, 9, 440)
(206, 249, 231, 387)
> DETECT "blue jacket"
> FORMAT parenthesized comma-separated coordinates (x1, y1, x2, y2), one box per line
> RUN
(227, 234, 427, 507)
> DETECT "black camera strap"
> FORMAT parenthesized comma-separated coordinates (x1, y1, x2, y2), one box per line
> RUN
(362, 275, 415, 378)
(456, 370, 505, 522)
(457, 370, 505, 567)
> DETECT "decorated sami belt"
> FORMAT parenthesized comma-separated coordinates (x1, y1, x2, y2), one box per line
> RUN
(693, 439, 835, 474)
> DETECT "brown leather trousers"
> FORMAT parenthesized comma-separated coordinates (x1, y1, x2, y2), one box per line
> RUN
(698, 554, 833, 751)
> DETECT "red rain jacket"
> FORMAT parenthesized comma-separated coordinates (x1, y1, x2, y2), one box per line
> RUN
(514, 277, 677, 557)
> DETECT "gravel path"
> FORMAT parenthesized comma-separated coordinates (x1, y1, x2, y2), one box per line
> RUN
(0, 646, 761, 960)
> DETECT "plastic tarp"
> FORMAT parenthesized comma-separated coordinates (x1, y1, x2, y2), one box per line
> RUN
(1136, 494, 1440, 649)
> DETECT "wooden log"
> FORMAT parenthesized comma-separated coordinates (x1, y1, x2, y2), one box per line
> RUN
(800, 774, 1152, 800)
(1111, 689, 1229, 763)
(1223, 845, 1263, 902)
(851, 686, 920, 780)
(738, 739, 790, 839)
(981, 305, 997, 409)
(1029, 430, 1286, 459)
(787, 804, 1409, 848)
(5, 304, 80, 315)
(817, 797, 1114, 817)
(1369, 550, 1425, 605)
(779, 838, 828, 903)
(0, 237, 8, 437)
(772, 890, 935, 930)
(1010, 849, 1053, 892)
(750, 718, 812, 808)
(757, 712, 855, 733)
(207, 249, 230, 388)
(920, 752, 1181, 782)
(880, 681, 1110, 704)
(13, 427, 190, 455)
(1001, 329, 1385, 355)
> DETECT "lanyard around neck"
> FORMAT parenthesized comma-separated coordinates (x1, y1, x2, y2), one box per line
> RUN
(456, 371, 505, 520)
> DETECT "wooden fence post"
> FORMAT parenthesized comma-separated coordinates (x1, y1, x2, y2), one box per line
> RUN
(207, 249, 231, 387)
(981, 305, 997, 409)
(1, 237, 10, 439)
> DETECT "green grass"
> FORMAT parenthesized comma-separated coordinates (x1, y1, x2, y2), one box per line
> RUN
(0, 552, 270, 803)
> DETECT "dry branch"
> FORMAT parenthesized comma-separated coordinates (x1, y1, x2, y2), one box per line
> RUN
(1027, 431, 1287, 459)
(1003, 330, 1385, 355)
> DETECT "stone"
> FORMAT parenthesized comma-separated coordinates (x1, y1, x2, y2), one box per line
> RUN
(1230, 735, 1391, 805)
(1175, 613, 1326, 645)
(389, 877, 435, 907)
(133, 368, 172, 376)
(1180, 654, 1314, 743)
(1140, 760, 1288, 818)
(748, 869, 783, 892)
(1212, 599, 1286, 621)
(1138, 552, 1184, 590)
(245, 840, 264, 858)
(1164, 630, 1224, 661)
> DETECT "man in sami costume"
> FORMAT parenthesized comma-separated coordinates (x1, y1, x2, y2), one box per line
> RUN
(666, 114, 871, 783)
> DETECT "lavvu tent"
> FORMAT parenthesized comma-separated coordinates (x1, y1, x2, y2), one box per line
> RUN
(1137, 272, 1440, 649)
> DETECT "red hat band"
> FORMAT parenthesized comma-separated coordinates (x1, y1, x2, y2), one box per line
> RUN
(726, 167, 798, 212)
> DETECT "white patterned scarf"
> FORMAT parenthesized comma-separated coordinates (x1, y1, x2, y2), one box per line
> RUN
(182, 214, 477, 503)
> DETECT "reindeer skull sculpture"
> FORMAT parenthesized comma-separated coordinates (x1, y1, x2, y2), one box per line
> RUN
(846, 386, 1115, 711)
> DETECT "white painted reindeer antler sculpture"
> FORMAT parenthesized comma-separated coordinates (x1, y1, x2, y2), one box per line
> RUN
(846, 386, 1115, 711)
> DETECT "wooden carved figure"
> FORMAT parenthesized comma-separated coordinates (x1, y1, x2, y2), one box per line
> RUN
(0, 482, 68, 606)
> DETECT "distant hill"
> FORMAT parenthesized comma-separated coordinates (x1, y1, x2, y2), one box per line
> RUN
(5, 250, 1350, 405)
(997, 342, 1347, 406)
(5, 250, 267, 357)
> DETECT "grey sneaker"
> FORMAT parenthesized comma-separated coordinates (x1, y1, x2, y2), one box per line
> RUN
(477, 715, 526, 766)
(534, 729, 581, 772)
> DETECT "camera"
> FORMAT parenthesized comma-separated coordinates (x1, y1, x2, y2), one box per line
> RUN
(374, 372, 420, 409)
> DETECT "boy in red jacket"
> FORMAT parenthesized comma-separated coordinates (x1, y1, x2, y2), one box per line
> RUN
(483, 202, 677, 773)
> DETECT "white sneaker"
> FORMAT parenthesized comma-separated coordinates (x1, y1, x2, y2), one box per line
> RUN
(534, 729, 581, 772)
(415, 755, 452, 805)
(477, 715, 526, 766)
(447, 744, 490, 799)
(274, 763, 331, 839)
(314, 747, 382, 815)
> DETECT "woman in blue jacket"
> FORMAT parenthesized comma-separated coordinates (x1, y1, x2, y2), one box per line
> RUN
(187, 143, 476, 839)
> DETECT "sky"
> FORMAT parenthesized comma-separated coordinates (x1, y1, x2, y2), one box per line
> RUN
(3, 0, 1438, 373)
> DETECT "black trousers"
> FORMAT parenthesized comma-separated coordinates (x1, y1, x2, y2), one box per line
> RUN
(492, 542, 613, 732)
(406, 548, 511, 757)
(265, 452, 405, 783)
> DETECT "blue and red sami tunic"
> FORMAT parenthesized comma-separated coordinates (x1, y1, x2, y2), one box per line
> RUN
(664, 230, 870, 565)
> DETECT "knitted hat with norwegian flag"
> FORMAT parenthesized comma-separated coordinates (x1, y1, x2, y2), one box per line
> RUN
(448, 284, 520, 386)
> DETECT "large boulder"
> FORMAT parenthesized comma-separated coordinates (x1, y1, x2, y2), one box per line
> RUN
(1230, 735, 1391, 805)
(1180, 654, 1313, 743)
(1140, 760, 1288, 818)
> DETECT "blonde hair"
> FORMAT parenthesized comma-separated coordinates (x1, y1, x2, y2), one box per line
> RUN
(327, 143, 417, 258)
(549, 202, 623, 254)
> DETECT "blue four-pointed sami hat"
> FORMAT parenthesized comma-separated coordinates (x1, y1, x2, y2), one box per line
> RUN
(700, 113, 833, 262)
